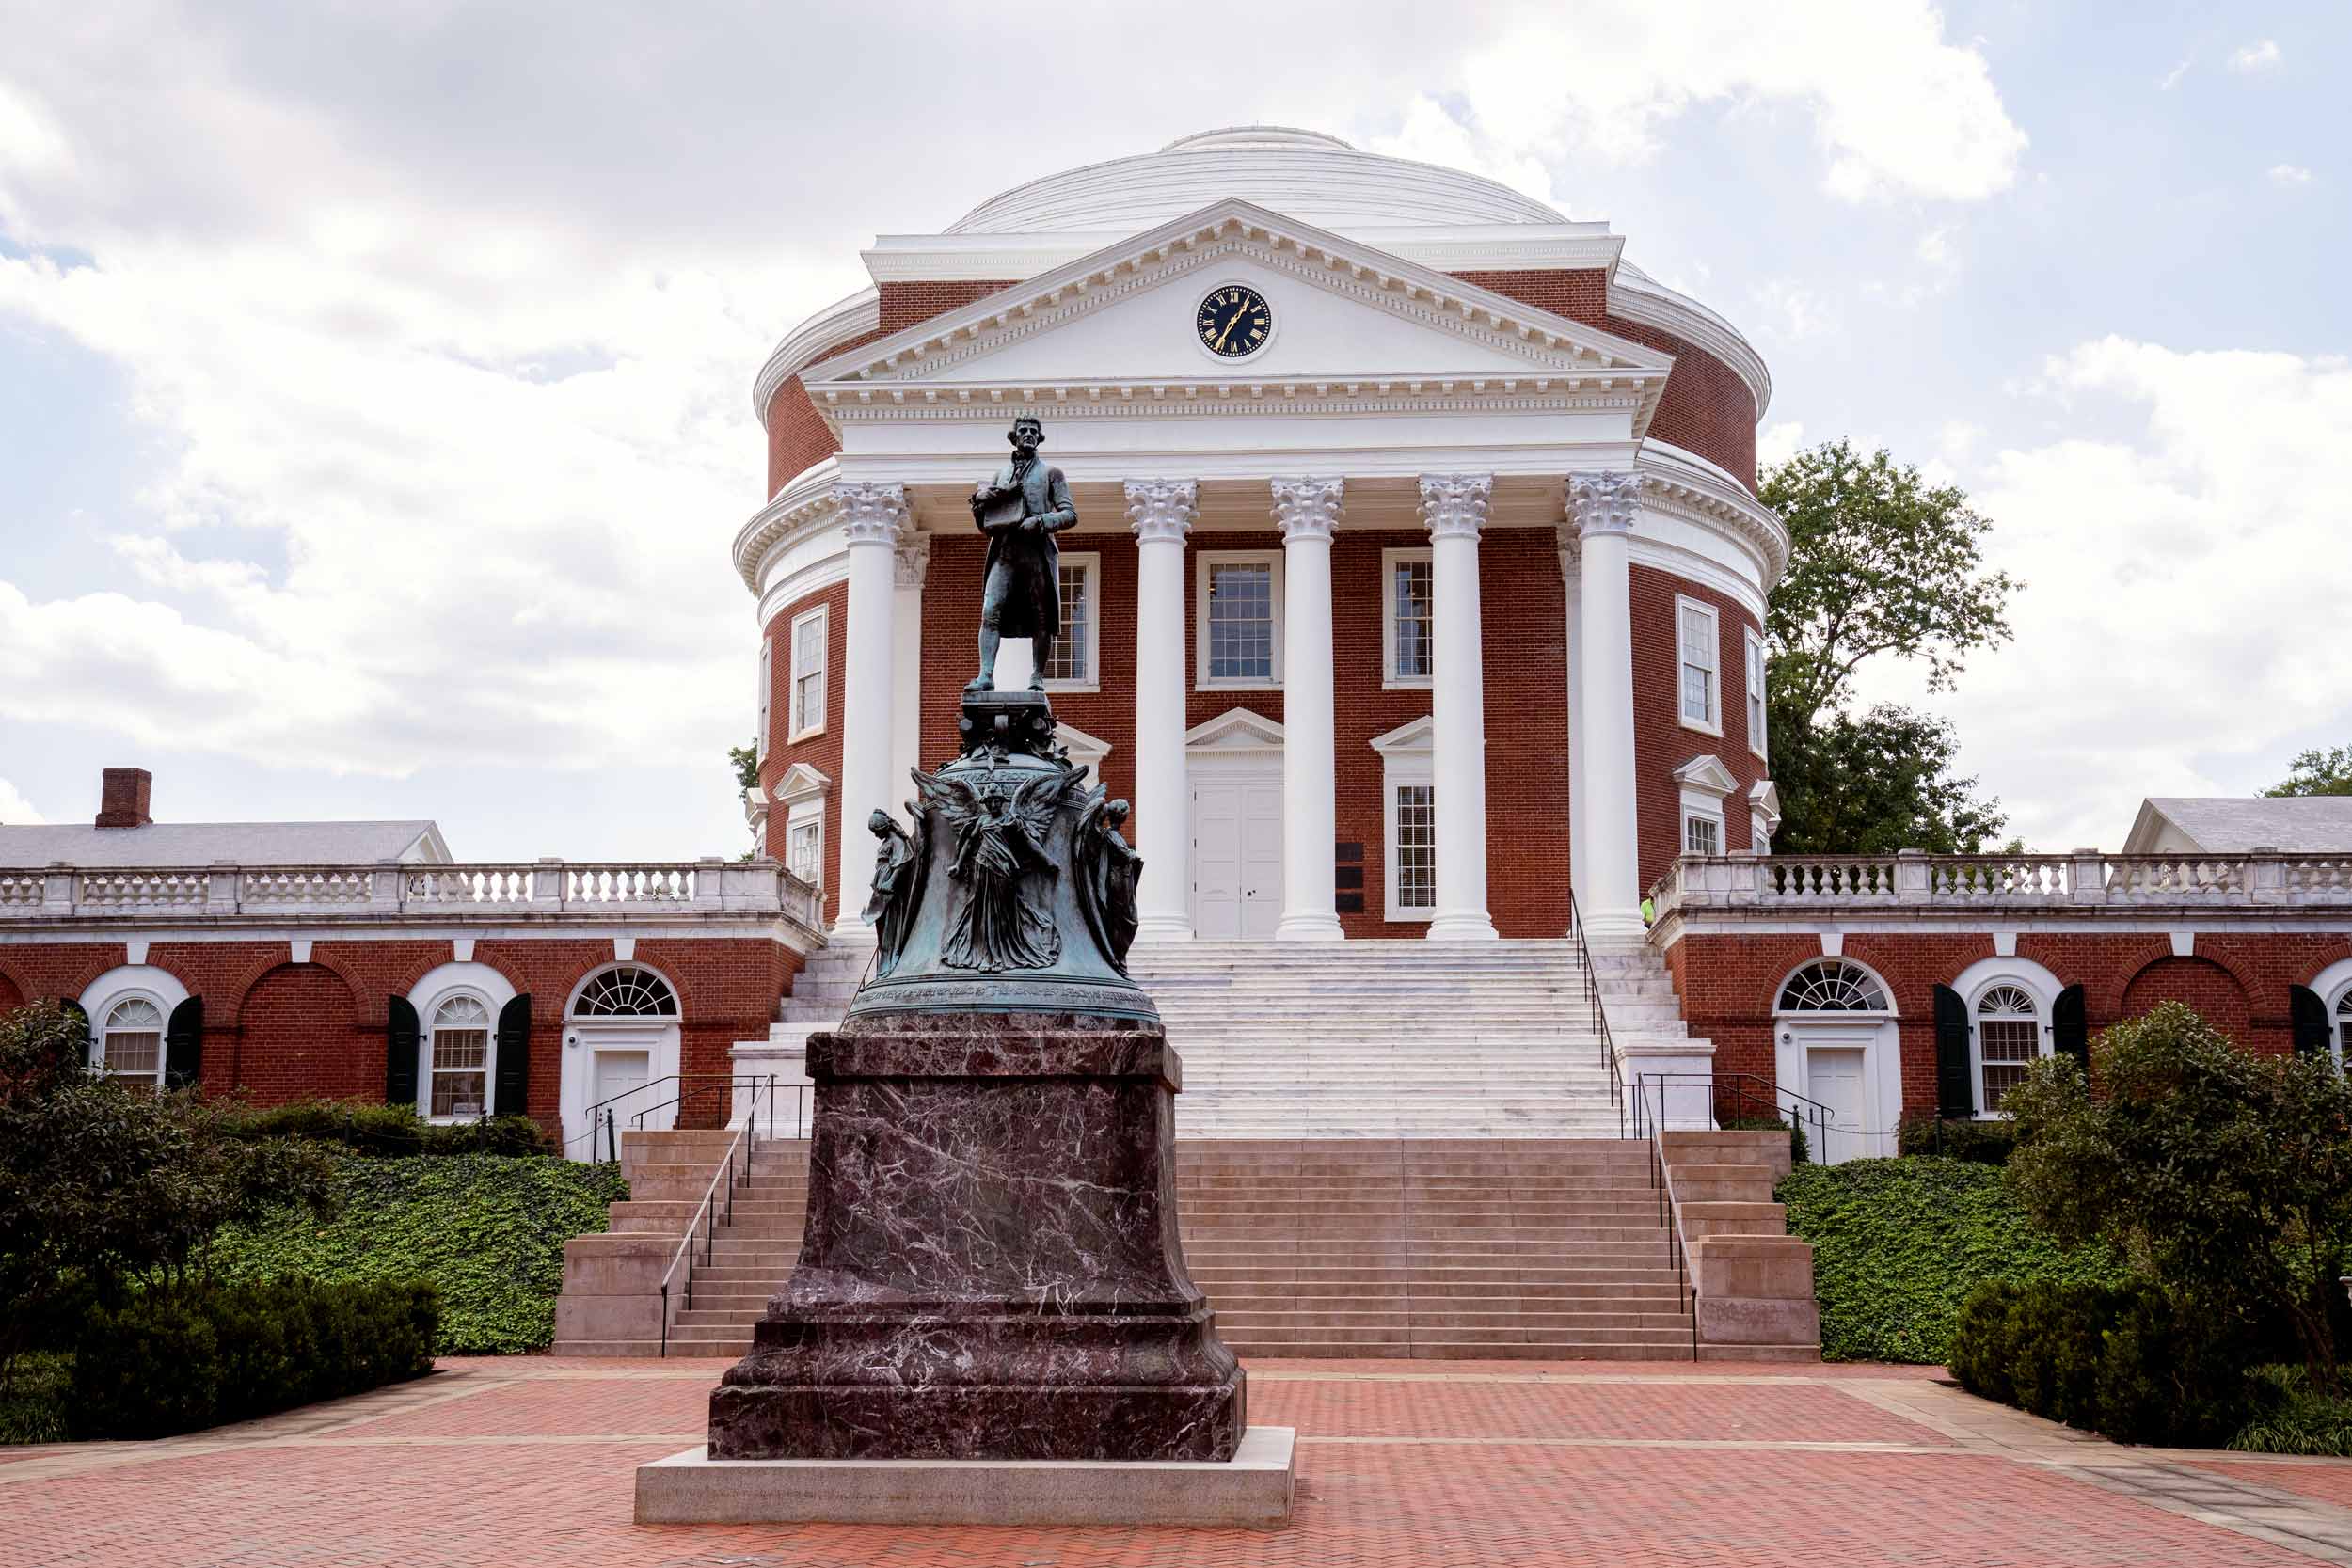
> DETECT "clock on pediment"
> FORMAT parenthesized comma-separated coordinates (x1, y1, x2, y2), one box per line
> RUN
(1195, 284, 1272, 359)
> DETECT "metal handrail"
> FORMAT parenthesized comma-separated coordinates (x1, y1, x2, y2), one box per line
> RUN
(655, 1075, 771, 1358)
(1628, 1069, 1836, 1157)
(1564, 889, 1622, 1116)
(633, 1080, 807, 1142)
(1631, 1074, 1698, 1362)
(563, 1072, 794, 1157)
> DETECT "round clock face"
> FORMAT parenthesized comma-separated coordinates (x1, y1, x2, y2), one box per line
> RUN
(1196, 285, 1272, 358)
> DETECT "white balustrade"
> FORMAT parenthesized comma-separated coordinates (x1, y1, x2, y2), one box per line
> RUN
(0, 873, 43, 907)
(77, 870, 208, 909)
(1653, 849, 2352, 919)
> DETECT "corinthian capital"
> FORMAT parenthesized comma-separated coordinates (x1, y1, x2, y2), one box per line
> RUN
(1566, 470, 1641, 540)
(1418, 473, 1493, 542)
(1270, 477, 1344, 545)
(893, 531, 931, 591)
(834, 481, 910, 546)
(1124, 479, 1199, 545)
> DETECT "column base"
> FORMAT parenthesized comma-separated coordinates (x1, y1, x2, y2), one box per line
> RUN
(1273, 911, 1345, 942)
(1133, 911, 1194, 942)
(1423, 910, 1500, 942)
(1577, 907, 1648, 942)
(825, 915, 879, 948)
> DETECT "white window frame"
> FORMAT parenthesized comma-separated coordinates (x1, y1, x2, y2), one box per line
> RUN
(1673, 754, 1735, 863)
(99, 996, 169, 1089)
(1951, 958, 2062, 1121)
(756, 634, 773, 762)
(1195, 550, 1283, 691)
(784, 797, 825, 891)
(1042, 551, 1101, 693)
(1744, 626, 1768, 762)
(1683, 812, 1723, 856)
(407, 961, 516, 1125)
(2311, 958, 2352, 1076)
(1371, 717, 1437, 922)
(79, 964, 191, 1091)
(1380, 546, 1435, 689)
(426, 993, 496, 1122)
(1752, 822, 1772, 856)
(788, 604, 828, 742)
(1676, 594, 1722, 736)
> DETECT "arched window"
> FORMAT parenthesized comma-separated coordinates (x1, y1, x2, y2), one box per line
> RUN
(2336, 988, 2351, 1070)
(100, 997, 166, 1087)
(1777, 959, 1891, 1013)
(429, 995, 492, 1118)
(1974, 984, 2044, 1110)
(572, 966, 678, 1018)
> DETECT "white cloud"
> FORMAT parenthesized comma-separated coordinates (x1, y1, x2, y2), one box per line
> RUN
(1366, 0, 2026, 204)
(1915, 339, 2352, 849)
(2268, 163, 2313, 187)
(1750, 279, 1836, 341)
(1757, 421, 1807, 468)
(2157, 55, 2194, 91)
(2230, 39, 2282, 72)
(0, 778, 45, 824)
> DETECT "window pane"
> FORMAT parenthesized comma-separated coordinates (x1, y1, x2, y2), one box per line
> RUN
(1392, 559, 1433, 679)
(1680, 605, 1717, 724)
(1681, 667, 1715, 723)
(1980, 1019, 2039, 1107)
(1207, 563, 1274, 680)
(1684, 815, 1720, 855)
(787, 822, 820, 883)
(1395, 784, 1437, 910)
(1045, 564, 1089, 681)
(432, 1069, 487, 1118)
(105, 1030, 161, 1077)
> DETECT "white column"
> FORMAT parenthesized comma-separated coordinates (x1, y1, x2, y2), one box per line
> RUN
(830, 482, 907, 941)
(1560, 531, 1590, 918)
(1568, 471, 1645, 938)
(1273, 478, 1344, 942)
(890, 533, 929, 809)
(1420, 474, 1498, 941)
(1126, 479, 1199, 942)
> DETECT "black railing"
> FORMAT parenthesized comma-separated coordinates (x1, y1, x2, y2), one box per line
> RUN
(1627, 1070, 1835, 1161)
(1565, 889, 1622, 1115)
(563, 1072, 808, 1159)
(1628, 1074, 1697, 1360)
(656, 1075, 782, 1358)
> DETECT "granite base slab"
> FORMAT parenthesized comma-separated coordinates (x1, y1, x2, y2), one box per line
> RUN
(635, 1424, 1295, 1527)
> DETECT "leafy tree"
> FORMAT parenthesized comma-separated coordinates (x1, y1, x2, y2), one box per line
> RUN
(0, 1004, 334, 1395)
(1760, 441, 2020, 851)
(1768, 699, 2007, 854)
(729, 741, 760, 794)
(2001, 1003, 2352, 1391)
(2265, 746, 2352, 798)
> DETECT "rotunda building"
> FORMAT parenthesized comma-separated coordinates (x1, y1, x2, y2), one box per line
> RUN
(739, 127, 1785, 948)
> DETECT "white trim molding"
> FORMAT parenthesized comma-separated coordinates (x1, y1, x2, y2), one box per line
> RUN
(1675, 594, 1724, 736)
(787, 603, 829, 742)
(1194, 549, 1284, 691)
(1371, 715, 1438, 922)
(1380, 546, 1435, 689)
(1674, 753, 1737, 858)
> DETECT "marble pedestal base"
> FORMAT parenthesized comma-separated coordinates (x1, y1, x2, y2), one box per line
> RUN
(636, 1425, 1295, 1527)
(709, 1011, 1244, 1464)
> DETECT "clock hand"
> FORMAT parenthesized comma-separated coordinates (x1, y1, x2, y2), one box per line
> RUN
(1215, 306, 1244, 352)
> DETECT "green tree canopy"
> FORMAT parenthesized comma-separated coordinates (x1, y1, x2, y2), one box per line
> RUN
(1760, 441, 2020, 852)
(729, 741, 759, 794)
(2264, 746, 2352, 798)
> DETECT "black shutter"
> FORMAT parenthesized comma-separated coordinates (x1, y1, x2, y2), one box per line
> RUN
(2054, 985, 2089, 1070)
(165, 997, 203, 1090)
(1934, 983, 1974, 1119)
(62, 999, 92, 1068)
(2290, 985, 2329, 1059)
(387, 996, 420, 1106)
(494, 994, 532, 1117)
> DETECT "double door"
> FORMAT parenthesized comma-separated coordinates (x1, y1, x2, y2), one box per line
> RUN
(1191, 777, 1282, 940)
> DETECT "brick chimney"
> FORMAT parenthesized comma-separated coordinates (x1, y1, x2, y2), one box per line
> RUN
(95, 768, 153, 829)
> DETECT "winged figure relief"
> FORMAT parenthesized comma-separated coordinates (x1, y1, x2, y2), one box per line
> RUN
(1073, 788, 1144, 976)
(915, 765, 1073, 973)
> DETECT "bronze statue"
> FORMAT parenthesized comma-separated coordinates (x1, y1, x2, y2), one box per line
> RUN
(1074, 795, 1144, 975)
(918, 765, 1073, 972)
(862, 808, 924, 977)
(966, 415, 1077, 693)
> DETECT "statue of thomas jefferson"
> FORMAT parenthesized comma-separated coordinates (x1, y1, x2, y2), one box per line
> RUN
(966, 415, 1077, 692)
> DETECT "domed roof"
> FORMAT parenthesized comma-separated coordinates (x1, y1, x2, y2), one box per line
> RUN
(946, 126, 1565, 236)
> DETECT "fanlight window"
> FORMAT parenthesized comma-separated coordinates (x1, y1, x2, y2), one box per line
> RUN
(1778, 960, 1891, 1013)
(573, 967, 679, 1018)
(102, 997, 166, 1084)
(2337, 988, 2351, 1067)
(1975, 985, 2042, 1109)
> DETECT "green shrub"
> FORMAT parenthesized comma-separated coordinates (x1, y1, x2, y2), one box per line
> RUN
(1950, 1278, 2264, 1447)
(223, 1099, 554, 1158)
(2233, 1366, 2352, 1457)
(1896, 1116, 2016, 1164)
(209, 1151, 626, 1354)
(1778, 1156, 2120, 1363)
(0, 1354, 69, 1444)
(69, 1277, 437, 1439)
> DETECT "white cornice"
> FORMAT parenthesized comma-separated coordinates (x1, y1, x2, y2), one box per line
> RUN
(1635, 441, 1788, 588)
(859, 225, 1625, 286)
(1608, 268, 1771, 420)
(753, 288, 882, 428)
(733, 459, 841, 592)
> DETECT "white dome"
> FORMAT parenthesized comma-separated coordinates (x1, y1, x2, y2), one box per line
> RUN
(946, 126, 1565, 236)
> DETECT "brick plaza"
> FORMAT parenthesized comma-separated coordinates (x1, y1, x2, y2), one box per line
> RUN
(10, 1357, 2352, 1566)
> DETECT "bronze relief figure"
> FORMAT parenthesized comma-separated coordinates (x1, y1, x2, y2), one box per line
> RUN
(917, 765, 1073, 973)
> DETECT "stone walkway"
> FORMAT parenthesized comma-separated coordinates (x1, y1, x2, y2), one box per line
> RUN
(7, 1356, 2352, 1565)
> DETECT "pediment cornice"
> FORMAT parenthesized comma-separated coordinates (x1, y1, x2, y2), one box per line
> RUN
(799, 199, 1672, 434)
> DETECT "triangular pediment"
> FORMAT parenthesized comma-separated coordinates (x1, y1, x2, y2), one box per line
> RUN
(1368, 715, 1435, 755)
(771, 762, 831, 805)
(1184, 707, 1285, 752)
(1056, 720, 1112, 766)
(1748, 779, 1782, 827)
(1673, 753, 1739, 798)
(800, 199, 1670, 426)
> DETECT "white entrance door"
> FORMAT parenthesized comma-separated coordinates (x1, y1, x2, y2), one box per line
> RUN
(564, 1023, 677, 1157)
(1804, 1044, 1869, 1166)
(1192, 779, 1283, 939)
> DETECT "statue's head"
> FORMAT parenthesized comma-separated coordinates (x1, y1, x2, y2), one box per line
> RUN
(1008, 416, 1043, 456)
(1105, 798, 1131, 827)
(867, 808, 892, 836)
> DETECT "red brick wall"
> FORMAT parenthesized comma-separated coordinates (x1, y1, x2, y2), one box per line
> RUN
(1451, 268, 1759, 489)
(1629, 563, 1767, 895)
(237, 963, 362, 1105)
(1661, 929, 2352, 1118)
(0, 970, 21, 1011)
(760, 281, 1021, 496)
(760, 580, 850, 926)
(915, 524, 1570, 938)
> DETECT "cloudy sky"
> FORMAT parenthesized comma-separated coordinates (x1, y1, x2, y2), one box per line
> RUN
(1, 1, 2344, 858)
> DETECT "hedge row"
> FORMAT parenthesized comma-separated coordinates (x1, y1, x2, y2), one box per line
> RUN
(224, 1098, 555, 1158)
(208, 1151, 627, 1354)
(1777, 1157, 2119, 1362)
(70, 1278, 437, 1439)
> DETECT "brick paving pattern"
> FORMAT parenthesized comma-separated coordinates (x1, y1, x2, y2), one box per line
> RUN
(7, 1357, 2351, 1567)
